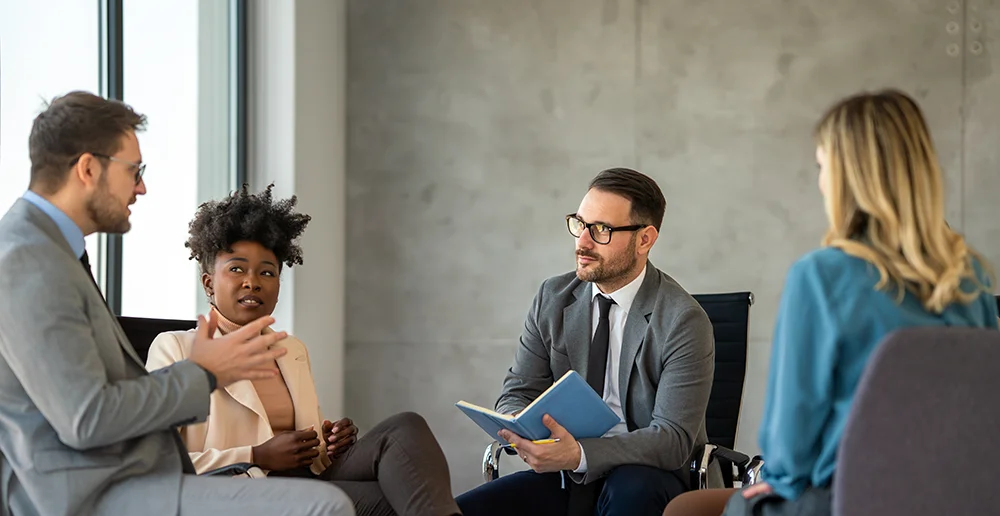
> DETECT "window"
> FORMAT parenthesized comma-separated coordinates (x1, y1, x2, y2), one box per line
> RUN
(120, 0, 241, 319)
(0, 0, 103, 263)
(0, 0, 245, 319)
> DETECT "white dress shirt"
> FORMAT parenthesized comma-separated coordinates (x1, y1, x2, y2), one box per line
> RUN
(574, 265, 646, 473)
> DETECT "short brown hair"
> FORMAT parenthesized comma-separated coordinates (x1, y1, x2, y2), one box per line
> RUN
(588, 167, 666, 231)
(28, 91, 146, 194)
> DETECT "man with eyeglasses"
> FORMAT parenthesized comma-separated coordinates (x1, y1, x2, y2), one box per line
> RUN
(456, 167, 717, 516)
(0, 91, 354, 515)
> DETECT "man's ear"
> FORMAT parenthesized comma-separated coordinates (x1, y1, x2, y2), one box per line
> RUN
(638, 226, 658, 254)
(73, 153, 103, 189)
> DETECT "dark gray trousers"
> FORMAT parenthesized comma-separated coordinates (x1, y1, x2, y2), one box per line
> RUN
(275, 412, 460, 516)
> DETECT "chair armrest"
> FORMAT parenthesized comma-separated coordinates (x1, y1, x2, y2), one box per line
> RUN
(689, 444, 765, 489)
(710, 445, 764, 487)
(482, 441, 502, 483)
(690, 444, 716, 489)
(744, 455, 764, 486)
(201, 462, 263, 477)
(712, 446, 750, 467)
(482, 440, 517, 483)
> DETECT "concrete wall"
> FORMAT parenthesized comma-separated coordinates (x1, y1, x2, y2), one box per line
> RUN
(344, 0, 1000, 494)
(248, 0, 348, 420)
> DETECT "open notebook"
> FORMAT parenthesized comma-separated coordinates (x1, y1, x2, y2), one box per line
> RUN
(455, 370, 620, 443)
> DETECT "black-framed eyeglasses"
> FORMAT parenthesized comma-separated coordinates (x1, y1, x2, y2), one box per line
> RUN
(90, 153, 146, 185)
(566, 214, 647, 245)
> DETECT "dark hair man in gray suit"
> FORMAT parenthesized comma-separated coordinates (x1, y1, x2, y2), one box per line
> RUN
(456, 168, 716, 516)
(0, 91, 354, 515)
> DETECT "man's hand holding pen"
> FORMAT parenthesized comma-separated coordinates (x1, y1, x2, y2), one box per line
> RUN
(498, 414, 581, 473)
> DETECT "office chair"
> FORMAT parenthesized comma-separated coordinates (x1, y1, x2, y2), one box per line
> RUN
(481, 291, 762, 489)
(688, 291, 762, 489)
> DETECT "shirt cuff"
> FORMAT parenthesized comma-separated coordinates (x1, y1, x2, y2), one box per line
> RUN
(201, 366, 218, 392)
(573, 442, 588, 473)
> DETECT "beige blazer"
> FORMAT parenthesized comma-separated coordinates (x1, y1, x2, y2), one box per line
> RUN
(145, 328, 332, 476)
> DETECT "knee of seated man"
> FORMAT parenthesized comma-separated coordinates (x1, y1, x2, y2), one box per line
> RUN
(304, 481, 356, 516)
(600, 465, 674, 502)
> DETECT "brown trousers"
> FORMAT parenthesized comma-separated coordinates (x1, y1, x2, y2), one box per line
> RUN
(274, 412, 460, 516)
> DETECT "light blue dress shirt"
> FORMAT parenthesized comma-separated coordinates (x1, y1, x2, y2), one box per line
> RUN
(21, 190, 86, 259)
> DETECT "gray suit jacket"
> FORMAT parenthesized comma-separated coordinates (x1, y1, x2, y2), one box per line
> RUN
(496, 262, 716, 485)
(0, 199, 211, 516)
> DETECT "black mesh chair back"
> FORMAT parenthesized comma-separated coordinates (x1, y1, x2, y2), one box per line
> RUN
(692, 292, 753, 452)
(116, 316, 197, 364)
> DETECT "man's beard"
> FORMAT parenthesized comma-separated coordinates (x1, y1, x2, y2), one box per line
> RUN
(86, 176, 132, 234)
(575, 233, 638, 285)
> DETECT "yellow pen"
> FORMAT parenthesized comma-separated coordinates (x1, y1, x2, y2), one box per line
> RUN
(505, 438, 561, 449)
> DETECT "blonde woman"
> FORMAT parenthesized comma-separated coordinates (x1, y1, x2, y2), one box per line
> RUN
(665, 89, 999, 516)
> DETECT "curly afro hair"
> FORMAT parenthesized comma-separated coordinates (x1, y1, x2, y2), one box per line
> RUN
(185, 183, 312, 274)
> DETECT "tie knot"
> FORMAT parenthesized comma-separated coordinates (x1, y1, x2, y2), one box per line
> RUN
(596, 294, 615, 316)
(80, 250, 91, 270)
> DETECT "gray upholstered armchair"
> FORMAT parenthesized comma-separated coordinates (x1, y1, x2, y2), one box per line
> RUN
(834, 327, 1000, 515)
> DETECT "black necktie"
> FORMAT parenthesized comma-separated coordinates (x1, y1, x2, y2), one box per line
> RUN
(80, 250, 197, 474)
(80, 250, 96, 283)
(569, 295, 616, 515)
(81, 251, 110, 307)
(587, 295, 615, 396)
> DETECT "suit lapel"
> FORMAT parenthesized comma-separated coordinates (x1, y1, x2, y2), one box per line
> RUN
(18, 200, 146, 368)
(110, 317, 145, 367)
(562, 281, 594, 378)
(618, 263, 658, 416)
(81, 268, 145, 368)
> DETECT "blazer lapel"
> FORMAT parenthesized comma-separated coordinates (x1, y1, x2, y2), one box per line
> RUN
(272, 337, 330, 473)
(225, 380, 270, 427)
(562, 281, 594, 378)
(618, 263, 658, 415)
(221, 329, 270, 425)
(274, 338, 310, 430)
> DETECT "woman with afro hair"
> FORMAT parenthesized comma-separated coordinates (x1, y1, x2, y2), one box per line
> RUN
(146, 184, 462, 516)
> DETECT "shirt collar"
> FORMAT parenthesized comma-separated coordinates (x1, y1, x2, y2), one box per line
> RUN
(21, 190, 86, 259)
(591, 264, 647, 314)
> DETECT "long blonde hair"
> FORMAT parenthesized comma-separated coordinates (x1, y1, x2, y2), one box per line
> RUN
(814, 89, 991, 312)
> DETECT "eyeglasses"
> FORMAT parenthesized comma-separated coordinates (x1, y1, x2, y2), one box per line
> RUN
(566, 214, 647, 245)
(90, 153, 146, 185)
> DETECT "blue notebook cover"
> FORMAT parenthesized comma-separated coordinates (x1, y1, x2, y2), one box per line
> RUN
(455, 370, 620, 444)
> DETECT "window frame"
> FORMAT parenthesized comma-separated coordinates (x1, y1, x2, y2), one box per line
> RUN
(96, 0, 247, 314)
